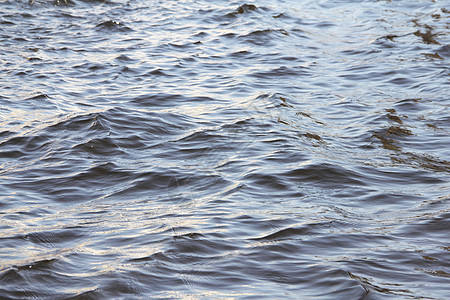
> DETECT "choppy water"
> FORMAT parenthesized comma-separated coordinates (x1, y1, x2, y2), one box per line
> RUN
(1, 0, 449, 298)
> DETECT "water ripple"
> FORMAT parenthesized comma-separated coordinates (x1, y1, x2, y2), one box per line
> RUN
(0, 0, 449, 298)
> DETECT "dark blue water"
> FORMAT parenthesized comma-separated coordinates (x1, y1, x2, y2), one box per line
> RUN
(1, 0, 449, 298)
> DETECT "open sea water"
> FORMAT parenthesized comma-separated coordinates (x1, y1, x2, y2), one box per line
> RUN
(1, 0, 449, 298)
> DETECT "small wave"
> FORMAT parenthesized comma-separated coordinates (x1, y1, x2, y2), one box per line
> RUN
(284, 163, 367, 188)
(223, 4, 260, 19)
(238, 29, 289, 46)
(235, 4, 258, 15)
(251, 226, 314, 241)
(95, 20, 132, 32)
(143, 68, 172, 77)
(251, 65, 310, 79)
(436, 44, 450, 58)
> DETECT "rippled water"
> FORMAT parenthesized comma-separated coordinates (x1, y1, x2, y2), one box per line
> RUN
(1, 0, 449, 298)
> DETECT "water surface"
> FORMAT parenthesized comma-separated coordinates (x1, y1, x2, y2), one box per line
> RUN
(0, 0, 449, 298)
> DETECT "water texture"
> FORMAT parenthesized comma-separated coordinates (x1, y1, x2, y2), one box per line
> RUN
(0, 0, 449, 298)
